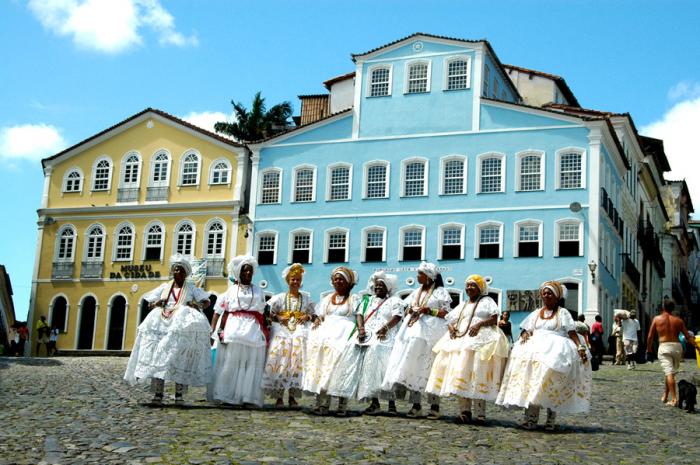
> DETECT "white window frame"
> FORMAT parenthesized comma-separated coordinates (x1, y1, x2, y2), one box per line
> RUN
(326, 162, 353, 201)
(120, 151, 142, 188)
(366, 64, 393, 97)
(438, 223, 465, 260)
(324, 227, 350, 263)
(554, 218, 584, 257)
(361, 226, 387, 262)
(288, 228, 314, 264)
(90, 156, 113, 192)
(555, 147, 586, 190)
(474, 221, 504, 259)
(112, 222, 135, 262)
(363, 160, 390, 199)
(483, 65, 490, 97)
(172, 220, 196, 258)
(439, 155, 467, 195)
(142, 220, 165, 262)
(443, 55, 472, 91)
(399, 224, 426, 261)
(55, 224, 77, 262)
(401, 157, 429, 197)
(149, 149, 171, 187)
(476, 152, 506, 194)
(255, 230, 279, 265)
(291, 164, 317, 203)
(62, 167, 84, 194)
(515, 150, 545, 192)
(178, 149, 202, 187)
(83, 223, 106, 262)
(203, 218, 227, 259)
(513, 219, 543, 258)
(208, 158, 232, 185)
(259, 167, 283, 205)
(404, 59, 432, 94)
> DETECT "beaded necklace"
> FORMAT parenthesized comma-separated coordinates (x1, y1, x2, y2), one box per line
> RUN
(327, 293, 351, 316)
(414, 284, 435, 309)
(236, 284, 254, 311)
(286, 292, 303, 312)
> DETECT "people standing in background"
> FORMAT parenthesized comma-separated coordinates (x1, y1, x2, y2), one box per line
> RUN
(498, 311, 514, 344)
(47, 325, 60, 356)
(17, 323, 28, 357)
(612, 315, 625, 365)
(619, 310, 641, 369)
(35, 316, 50, 356)
(589, 315, 605, 366)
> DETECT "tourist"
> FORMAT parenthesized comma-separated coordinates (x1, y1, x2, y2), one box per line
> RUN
(327, 271, 405, 415)
(612, 315, 625, 365)
(261, 263, 316, 409)
(619, 310, 641, 369)
(17, 323, 28, 356)
(382, 262, 452, 419)
(47, 325, 60, 356)
(499, 310, 514, 344)
(124, 255, 212, 405)
(496, 281, 591, 431)
(590, 315, 605, 366)
(426, 274, 509, 424)
(35, 316, 50, 356)
(211, 255, 267, 407)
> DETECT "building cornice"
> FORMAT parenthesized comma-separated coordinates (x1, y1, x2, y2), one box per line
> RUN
(38, 200, 241, 218)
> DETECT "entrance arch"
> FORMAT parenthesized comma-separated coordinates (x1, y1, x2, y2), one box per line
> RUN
(77, 295, 97, 349)
(107, 295, 127, 350)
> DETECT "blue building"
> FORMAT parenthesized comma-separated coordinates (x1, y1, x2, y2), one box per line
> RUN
(247, 33, 633, 329)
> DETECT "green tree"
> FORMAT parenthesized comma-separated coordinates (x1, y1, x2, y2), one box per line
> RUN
(214, 92, 293, 142)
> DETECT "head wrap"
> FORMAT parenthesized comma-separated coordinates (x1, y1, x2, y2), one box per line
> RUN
(331, 266, 357, 287)
(367, 271, 398, 296)
(417, 261, 437, 280)
(169, 254, 192, 277)
(228, 255, 258, 281)
(465, 274, 488, 295)
(283, 263, 305, 283)
(540, 281, 565, 300)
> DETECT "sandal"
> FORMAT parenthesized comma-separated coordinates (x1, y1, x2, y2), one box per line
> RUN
(474, 415, 486, 425)
(364, 403, 381, 415)
(174, 394, 184, 406)
(520, 420, 536, 430)
(311, 406, 329, 416)
(406, 406, 422, 418)
(150, 393, 163, 406)
(275, 398, 285, 409)
(426, 405, 440, 420)
(288, 397, 299, 409)
(455, 411, 472, 424)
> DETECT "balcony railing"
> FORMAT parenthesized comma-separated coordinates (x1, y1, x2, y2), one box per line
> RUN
(146, 186, 169, 202)
(117, 187, 140, 203)
(623, 255, 640, 289)
(52, 262, 74, 280)
(81, 261, 103, 280)
(206, 258, 225, 277)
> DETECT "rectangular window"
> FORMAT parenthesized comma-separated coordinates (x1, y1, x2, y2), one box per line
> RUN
(558, 224, 580, 256)
(93, 164, 110, 190)
(58, 236, 74, 260)
(441, 227, 462, 260)
(480, 158, 501, 193)
(292, 233, 311, 264)
(443, 160, 464, 194)
(560, 153, 582, 189)
(479, 226, 500, 259)
(447, 59, 469, 90)
(329, 167, 350, 200)
(519, 155, 541, 191)
(261, 171, 280, 204)
(327, 232, 347, 263)
(518, 224, 539, 257)
(258, 235, 276, 265)
(364, 231, 384, 262)
(483, 65, 490, 97)
(402, 230, 423, 261)
(181, 162, 198, 185)
(407, 63, 429, 93)
(370, 68, 390, 97)
(366, 165, 387, 198)
(206, 232, 224, 257)
(294, 169, 314, 202)
(404, 162, 425, 196)
(116, 236, 132, 260)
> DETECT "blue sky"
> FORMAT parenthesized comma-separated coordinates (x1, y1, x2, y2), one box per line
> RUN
(2, 0, 700, 320)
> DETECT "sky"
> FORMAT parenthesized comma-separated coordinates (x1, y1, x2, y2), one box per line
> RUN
(1, 0, 699, 320)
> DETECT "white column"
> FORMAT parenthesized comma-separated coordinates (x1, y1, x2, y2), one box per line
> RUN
(246, 150, 261, 255)
(472, 49, 483, 132)
(352, 61, 364, 140)
(585, 126, 602, 319)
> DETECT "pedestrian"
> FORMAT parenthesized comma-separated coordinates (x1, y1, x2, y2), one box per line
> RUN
(619, 310, 641, 369)
(17, 323, 28, 356)
(9, 325, 19, 356)
(210, 255, 268, 407)
(612, 315, 625, 365)
(496, 281, 591, 431)
(47, 325, 60, 356)
(303, 266, 359, 416)
(261, 263, 316, 409)
(426, 274, 509, 424)
(590, 315, 605, 366)
(327, 271, 405, 416)
(575, 314, 591, 347)
(382, 262, 452, 420)
(646, 300, 698, 406)
(124, 255, 213, 405)
(498, 310, 514, 344)
(35, 316, 50, 356)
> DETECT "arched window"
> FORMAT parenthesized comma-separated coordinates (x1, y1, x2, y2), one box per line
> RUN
(62, 168, 83, 193)
(444, 56, 470, 90)
(143, 222, 164, 261)
(325, 228, 349, 263)
(402, 158, 428, 197)
(440, 156, 467, 195)
(174, 221, 195, 257)
(150, 150, 171, 186)
(368, 65, 392, 97)
(477, 153, 505, 193)
(363, 161, 389, 199)
(399, 225, 425, 261)
(476, 222, 503, 259)
(84, 224, 105, 261)
(55, 225, 76, 261)
(209, 159, 231, 185)
(205, 220, 226, 258)
(327, 163, 352, 201)
(289, 229, 313, 264)
(293, 166, 316, 202)
(49, 295, 68, 332)
(556, 148, 586, 189)
(113, 224, 134, 261)
(180, 151, 201, 186)
(405, 60, 430, 94)
(260, 168, 282, 204)
(516, 151, 544, 192)
(121, 152, 141, 187)
(256, 231, 278, 265)
(555, 219, 583, 257)
(362, 227, 386, 262)
(439, 223, 464, 260)
(91, 157, 112, 191)
(514, 220, 543, 257)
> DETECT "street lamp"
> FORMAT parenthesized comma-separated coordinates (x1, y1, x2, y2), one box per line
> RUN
(588, 260, 597, 284)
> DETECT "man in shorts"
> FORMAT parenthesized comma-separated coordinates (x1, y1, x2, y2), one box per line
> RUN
(647, 300, 698, 406)
(620, 310, 641, 369)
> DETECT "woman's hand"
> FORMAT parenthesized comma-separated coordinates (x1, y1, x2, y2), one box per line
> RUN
(448, 323, 457, 339)
(577, 345, 588, 363)
(468, 322, 481, 337)
(420, 307, 431, 315)
(312, 317, 322, 330)
(520, 331, 531, 343)
(376, 325, 389, 340)
(357, 327, 367, 342)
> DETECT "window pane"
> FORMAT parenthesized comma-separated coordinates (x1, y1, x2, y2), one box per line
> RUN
(560, 153, 582, 189)
(480, 158, 501, 193)
(182, 155, 199, 185)
(559, 241, 580, 257)
(116, 227, 133, 260)
(295, 169, 314, 202)
(443, 160, 464, 194)
(403, 229, 422, 261)
(442, 244, 461, 260)
(261, 171, 280, 204)
(407, 63, 428, 93)
(328, 232, 347, 263)
(479, 226, 500, 259)
(258, 235, 275, 264)
(176, 224, 193, 256)
(365, 231, 384, 262)
(93, 160, 110, 190)
(292, 233, 311, 264)
(330, 167, 350, 200)
(447, 60, 468, 90)
(520, 155, 541, 191)
(370, 68, 390, 97)
(366, 165, 387, 198)
(404, 162, 425, 196)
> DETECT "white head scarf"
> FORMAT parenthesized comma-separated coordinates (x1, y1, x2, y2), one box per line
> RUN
(417, 261, 437, 280)
(330, 266, 358, 287)
(169, 254, 192, 276)
(367, 271, 398, 296)
(228, 255, 258, 281)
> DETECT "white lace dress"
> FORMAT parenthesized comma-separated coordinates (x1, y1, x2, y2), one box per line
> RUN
(211, 284, 267, 406)
(381, 286, 452, 394)
(261, 291, 315, 397)
(124, 281, 212, 387)
(327, 295, 406, 401)
(426, 296, 509, 400)
(302, 294, 357, 395)
(496, 307, 592, 414)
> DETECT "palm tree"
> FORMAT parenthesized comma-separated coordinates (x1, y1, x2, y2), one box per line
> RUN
(214, 92, 293, 142)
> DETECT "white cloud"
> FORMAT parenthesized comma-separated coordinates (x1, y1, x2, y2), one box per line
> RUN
(182, 111, 235, 136)
(641, 95, 700, 208)
(27, 0, 197, 54)
(0, 124, 67, 163)
(667, 81, 700, 102)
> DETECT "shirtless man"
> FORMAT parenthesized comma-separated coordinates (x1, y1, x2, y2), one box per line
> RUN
(646, 300, 698, 406)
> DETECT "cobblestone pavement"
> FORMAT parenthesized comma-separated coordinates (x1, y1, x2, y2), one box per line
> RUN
(1, 357, 698, 465)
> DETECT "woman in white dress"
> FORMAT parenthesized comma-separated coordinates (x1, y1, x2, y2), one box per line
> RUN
(261, 263, 315, 408)
(382, 262, 452, 420)
(302, 266, 358, 416)
(426, 274, 509, 424)
(210, 255, 268, 407)
(496, 281, 591, 431)
(327, 272, 405, 415)
(124, 255, 212, 405)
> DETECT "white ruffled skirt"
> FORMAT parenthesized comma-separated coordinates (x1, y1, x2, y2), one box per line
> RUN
(302, 315, 355, 395)
(261, 323, 308, 395)
(496, 329, 592, 414)
(212, 341, 266, 406)
(124, 305, 212, 387)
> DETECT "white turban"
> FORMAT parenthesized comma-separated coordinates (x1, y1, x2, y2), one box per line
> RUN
(368, 271, 398, 296)
(228, 255, 258, 281)
(169, 254, 192, 276)
(330, 266, 358, 287)
(417, 261, 437, 280)
(540, 281, 567, 300)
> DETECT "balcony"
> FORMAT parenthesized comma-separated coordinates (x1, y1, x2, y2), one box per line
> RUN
(623, 255, 640, 289)
(146, 187, 169, 202)
(52, 262, 74, 280)
(117, 187, 139, 203)
(206, 258, 225, 277)
(81, 261, 103, 280)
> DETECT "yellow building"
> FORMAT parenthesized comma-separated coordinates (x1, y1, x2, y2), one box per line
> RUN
(28, 108, 250, 354)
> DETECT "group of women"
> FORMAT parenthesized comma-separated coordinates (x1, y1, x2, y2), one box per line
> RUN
(124, 254, 591, 431)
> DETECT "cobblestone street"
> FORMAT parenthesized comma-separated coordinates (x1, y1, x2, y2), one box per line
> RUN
(0, 356, 698, 465)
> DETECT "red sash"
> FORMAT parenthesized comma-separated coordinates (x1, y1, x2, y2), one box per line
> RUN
(221, 310, 270, 346)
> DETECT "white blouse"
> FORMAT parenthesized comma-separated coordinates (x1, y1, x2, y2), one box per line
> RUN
(446, 295, 499, 329)
(520, 307, 576, 337)
(215, 284, 267, 346)
(143, 281, 209, 308)
(268, 291, 315, 316)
